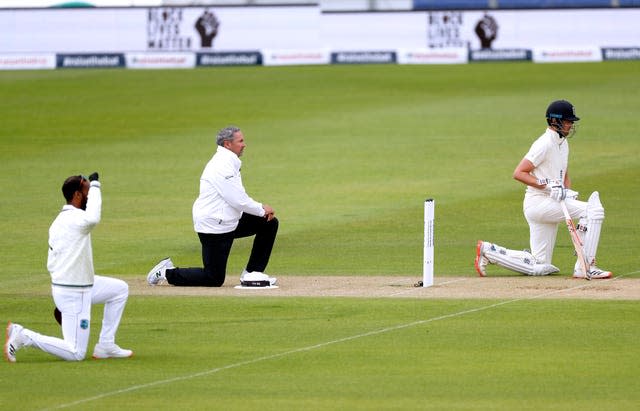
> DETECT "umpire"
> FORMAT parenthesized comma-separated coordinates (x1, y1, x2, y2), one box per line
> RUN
(147, 126, 279, 287)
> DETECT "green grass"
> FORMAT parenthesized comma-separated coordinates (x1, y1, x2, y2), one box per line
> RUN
(1, 62, 639, 410)
(3, 296, 640, 410)
(1, 63, 639, 282)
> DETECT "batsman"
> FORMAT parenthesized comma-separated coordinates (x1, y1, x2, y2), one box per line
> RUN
(475, 100, 612, 279)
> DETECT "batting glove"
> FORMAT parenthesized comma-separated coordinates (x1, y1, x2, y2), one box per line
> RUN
(536, 178, 550, 187)
(549, 184, 567, 201)
(565, 189, 579, 200)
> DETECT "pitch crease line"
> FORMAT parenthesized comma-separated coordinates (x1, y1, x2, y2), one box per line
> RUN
(386, 277, 468, 297)
(43, 271, 637, 411)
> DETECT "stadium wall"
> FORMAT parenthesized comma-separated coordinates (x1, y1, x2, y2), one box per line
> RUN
(0, 5, 639, 69)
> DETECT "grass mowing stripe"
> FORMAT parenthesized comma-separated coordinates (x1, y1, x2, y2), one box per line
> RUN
(43, 270, 638, 411)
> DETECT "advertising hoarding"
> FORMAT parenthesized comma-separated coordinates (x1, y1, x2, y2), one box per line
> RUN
(0, 6, 638, 67)
(0, 5, 321, 53)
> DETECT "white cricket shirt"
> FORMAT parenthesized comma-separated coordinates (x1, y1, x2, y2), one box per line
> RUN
(47, 182, 101, 287)
(192, 146, 265, 234)
(524, 128, 569, 197)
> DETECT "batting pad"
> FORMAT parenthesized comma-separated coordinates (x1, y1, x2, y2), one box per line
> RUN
(483, 242, 558, 276)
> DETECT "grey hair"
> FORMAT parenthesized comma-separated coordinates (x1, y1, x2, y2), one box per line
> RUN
(216, 126, 241, 146)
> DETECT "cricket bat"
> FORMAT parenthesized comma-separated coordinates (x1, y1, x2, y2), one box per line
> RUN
(560, 200, 591, 280)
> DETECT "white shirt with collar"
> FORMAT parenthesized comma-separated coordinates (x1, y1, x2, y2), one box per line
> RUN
(47, 181, 101, 287)
(192, 145, 265, 234)
(524, 127, 569, 198)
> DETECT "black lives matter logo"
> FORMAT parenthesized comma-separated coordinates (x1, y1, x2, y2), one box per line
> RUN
(427, 12, 465, 48)
(195, 10, 220, 48)
(148, 8, 192, 50)
(475, 13, 498, 49)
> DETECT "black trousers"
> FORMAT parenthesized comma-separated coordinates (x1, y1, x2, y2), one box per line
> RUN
(165, 213, 279, 287)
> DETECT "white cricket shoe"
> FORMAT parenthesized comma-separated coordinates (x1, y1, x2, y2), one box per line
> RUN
(92, 343, 133, 359)
(146, 257, 174, 285)
(474, 240, 490, 277)
(4, 322, 26, 363)
(573, 265, 612, 280)
(241, 270, 277, 286)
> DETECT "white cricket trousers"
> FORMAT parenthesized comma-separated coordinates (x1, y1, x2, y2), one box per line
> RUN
(21, 275, 129, 361)
(523, 196, 586, 264)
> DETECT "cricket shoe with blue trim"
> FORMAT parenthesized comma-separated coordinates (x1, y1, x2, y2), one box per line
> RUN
(573, 265, 612, 279)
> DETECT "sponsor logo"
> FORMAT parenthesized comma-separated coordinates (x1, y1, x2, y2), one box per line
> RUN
(131, 56, 189, 64)
(533, 47, 602, 63)
(331, 51, 396, 64)
(602, 47, 640, 61)
(263, 49, 330, 66)
(0, 54, 55, 70)
(408, 52, 458, 59)
(470, 49, 531, 62)
(541, 50, 595, 58)
(271, 52, 324, 61)
(1, 56, 47, 65)
(57, 54, 124, 68)
(398, 48, 467, 64)
(125, 52, 196, 69)
(197, 52, 262, 66)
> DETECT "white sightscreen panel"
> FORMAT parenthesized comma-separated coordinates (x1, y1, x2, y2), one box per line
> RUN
(321, 12, 427, 51)
(2, 7, 638, 53)
(0, 9, 147, 52)
(322, 9, 640, 50)
(0, 6, 321, 53)
(460, 9, 640, 49)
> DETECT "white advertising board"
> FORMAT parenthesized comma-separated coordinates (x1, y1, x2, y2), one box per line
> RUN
(0, 53, 55, 70)
(262, 48, 330, 66)
(322, 9, 640, 51)
(0, 0, 160, 6)
(532, 46, 603, 63)
(0, 5, 321, 53)
(0, 7, 638, 62)
(397, 48, 467, 64)
(457, 9, 640, 49)
(125, 52, 196, 68)
(0, 9, 145, 53)
(321, 12, 426, 51)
